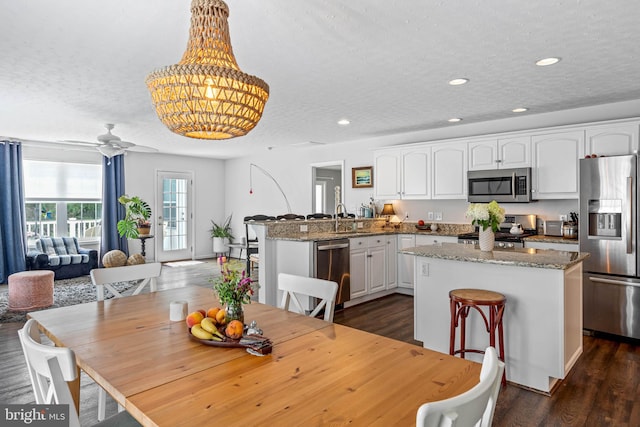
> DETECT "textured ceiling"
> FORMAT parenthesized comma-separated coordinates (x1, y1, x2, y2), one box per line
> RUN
(1, 0, 640, 159)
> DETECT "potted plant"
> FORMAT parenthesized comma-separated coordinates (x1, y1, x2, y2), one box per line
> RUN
(117, 195, 152, 239)
(209, 214, 233, 254)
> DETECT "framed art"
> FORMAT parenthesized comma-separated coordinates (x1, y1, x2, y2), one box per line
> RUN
(352, 166, 373, 188)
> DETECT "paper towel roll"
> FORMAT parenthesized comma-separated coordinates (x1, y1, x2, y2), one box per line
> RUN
(170, 300, 188, 321)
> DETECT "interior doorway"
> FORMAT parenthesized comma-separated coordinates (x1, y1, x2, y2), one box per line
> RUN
(311, 161, 344, 214)
(156, 171, 193, 261)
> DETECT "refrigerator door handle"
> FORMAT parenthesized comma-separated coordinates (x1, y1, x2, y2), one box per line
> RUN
(588, 276, 640, 288)
(627, 176, 633, 254)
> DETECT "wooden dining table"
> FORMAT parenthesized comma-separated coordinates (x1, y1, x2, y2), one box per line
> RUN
(28, 286, 481, 426)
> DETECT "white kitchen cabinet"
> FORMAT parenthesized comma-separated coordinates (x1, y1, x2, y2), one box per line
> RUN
(398, 234, 416, 289)
(416, 235, 458, 246)
(468, 136, 530, 171)
(385, 235, 398, 289)
(585, 122, 639, 156)
(374, 147, 431, 200)
(401, 147, 431, 199)
(349, 236, 387, 299)
(374, 150, 401, 199)
(531, 130, 585, 199)
(431, 142, 467, 199)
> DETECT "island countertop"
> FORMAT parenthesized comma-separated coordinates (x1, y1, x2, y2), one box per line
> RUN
(400, 242, 589, 270)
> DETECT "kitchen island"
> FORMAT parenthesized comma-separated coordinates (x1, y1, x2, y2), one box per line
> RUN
(401, 243, 589, 394)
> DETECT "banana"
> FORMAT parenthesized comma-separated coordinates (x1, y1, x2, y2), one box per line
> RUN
(200, 317, 218, 334)
(211, 329, 225, 340)
(191, 324, 214, 340)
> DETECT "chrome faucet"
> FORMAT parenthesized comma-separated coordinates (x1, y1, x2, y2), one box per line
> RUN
(335, 203, 348, 232)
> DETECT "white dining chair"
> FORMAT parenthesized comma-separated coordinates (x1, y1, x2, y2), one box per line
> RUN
(90, 262, 161, 420)
(90, 262, 161, 300)
(278, 273, 339, 322)
(17, 319, 141, 427)
(416, 346, 505, 427)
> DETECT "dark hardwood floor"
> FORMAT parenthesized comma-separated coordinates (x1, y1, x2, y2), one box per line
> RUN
(2, 261, 639, 426)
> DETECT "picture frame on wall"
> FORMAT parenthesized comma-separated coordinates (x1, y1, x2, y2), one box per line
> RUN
(352, 166, 373, 188)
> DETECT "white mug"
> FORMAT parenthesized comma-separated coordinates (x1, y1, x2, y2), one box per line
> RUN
(170, 300, 189, 321)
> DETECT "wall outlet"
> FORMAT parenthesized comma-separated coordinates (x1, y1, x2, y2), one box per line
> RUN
(421, 262, 429, 276)
(435, 212, 443, 221)
(357, 222, 364, 229)
(300, 224, 308, 232)
(559, 214, 568, 221)
(427, 212, 434, 220)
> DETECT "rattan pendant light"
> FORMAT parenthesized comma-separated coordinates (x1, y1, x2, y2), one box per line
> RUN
(145, 0, 269, 140)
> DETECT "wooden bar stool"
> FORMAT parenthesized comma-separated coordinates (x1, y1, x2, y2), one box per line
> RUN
(449, 288, 506, 385)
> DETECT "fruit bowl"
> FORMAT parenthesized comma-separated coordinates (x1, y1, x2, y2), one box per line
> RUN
(188, 328, 273, 354)
(415, 225, 430, 230)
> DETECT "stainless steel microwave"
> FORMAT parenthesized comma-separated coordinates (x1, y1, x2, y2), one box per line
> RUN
(467, 167, 532, 203)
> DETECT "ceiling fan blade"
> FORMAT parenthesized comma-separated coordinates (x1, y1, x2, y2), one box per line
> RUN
(58, 139, 100, 147)
(114, 140, 135, 148)
(127, 145, 159, 153)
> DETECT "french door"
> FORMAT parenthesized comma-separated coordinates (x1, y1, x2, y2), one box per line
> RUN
(156, 171, 192, 261)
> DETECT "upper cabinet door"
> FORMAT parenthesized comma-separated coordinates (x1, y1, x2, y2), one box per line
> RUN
(531, 130, 585, 199)
(401, 148, 431, 199)
(468, 137, 530, 170)
(374, 151, 401, 199)
(585, 123, 639, 157)
(432, 142, 467, 199)
(468, 139, 498, 171)
(498, 136, 530, 169)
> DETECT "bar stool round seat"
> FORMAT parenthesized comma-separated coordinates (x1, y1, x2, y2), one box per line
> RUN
(449, 288, 506, 384)
(8, 270, 54, 311)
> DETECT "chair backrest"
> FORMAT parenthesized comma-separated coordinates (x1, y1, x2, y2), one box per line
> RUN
(91, 262, 162, 300)
(416, 346, 505, 427)
(278, 273, 339, 322)
(276, 214, 305, 220)
(18, 319, 81, 427)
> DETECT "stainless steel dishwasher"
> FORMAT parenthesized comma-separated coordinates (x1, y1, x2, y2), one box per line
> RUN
(314, 239, 350, 307)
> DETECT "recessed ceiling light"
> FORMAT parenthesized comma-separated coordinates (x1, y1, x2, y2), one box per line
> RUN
(535, 57, 560, 66)
(337, 119, 350, 126)
(448, 78, 469, 86)
(512, 107, 528, 113)
(448, 118, 462, 123)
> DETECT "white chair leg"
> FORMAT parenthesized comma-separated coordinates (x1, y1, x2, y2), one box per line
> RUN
(98, 388, 106, 421)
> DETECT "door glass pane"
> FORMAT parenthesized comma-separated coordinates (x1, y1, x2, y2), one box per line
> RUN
(162, 178, 188, 251)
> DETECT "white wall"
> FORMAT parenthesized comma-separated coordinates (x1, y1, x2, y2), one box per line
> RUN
(124, 152, 225, 261)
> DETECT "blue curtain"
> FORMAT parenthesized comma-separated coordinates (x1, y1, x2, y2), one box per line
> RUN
(0, 141, 27, 283)
(99, 155, 128, 265)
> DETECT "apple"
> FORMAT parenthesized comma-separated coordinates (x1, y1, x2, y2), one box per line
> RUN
(418, 220, 425, 226)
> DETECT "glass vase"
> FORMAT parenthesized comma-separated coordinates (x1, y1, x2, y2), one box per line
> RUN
(225, 301, 244, 324)
(478, 227, 495, 252)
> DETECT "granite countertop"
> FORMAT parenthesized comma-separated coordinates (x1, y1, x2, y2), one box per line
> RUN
(267, 229, 461, 242)
(400, 242, 589, 270)
(523, 235, 579, 244)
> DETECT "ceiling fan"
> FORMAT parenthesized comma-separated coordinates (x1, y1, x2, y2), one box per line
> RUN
(61, 123, 158, 160)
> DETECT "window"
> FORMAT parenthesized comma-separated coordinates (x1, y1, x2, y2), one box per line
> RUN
(23, 161, 102, 241)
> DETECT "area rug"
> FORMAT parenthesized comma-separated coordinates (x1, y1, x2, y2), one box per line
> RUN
(0, 276, 136, 323)
(165, 260, 204, 268)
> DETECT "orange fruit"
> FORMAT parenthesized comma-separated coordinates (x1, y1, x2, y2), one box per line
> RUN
(215, 309, 227, 325)
(225, 320, 244, 339)
(207, 307, 220, 320)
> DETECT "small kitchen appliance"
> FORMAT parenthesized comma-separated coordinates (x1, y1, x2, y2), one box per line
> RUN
(543, 220, 564, 237)
(467, 167, 532, 203)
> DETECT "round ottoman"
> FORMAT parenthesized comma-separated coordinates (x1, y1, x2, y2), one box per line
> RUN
(8, 270, 55, 311)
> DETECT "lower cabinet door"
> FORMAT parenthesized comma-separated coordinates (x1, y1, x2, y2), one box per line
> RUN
(350, 248, 368, 299)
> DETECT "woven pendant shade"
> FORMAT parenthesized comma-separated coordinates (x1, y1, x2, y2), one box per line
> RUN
(145, 0, 269, 140)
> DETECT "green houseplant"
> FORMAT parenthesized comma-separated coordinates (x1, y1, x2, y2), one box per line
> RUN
(117, 195, 152, 239)
(209, 214, 234, 253)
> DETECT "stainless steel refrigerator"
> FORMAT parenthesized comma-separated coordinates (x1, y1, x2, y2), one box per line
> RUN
(580, 154, 640, 339)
